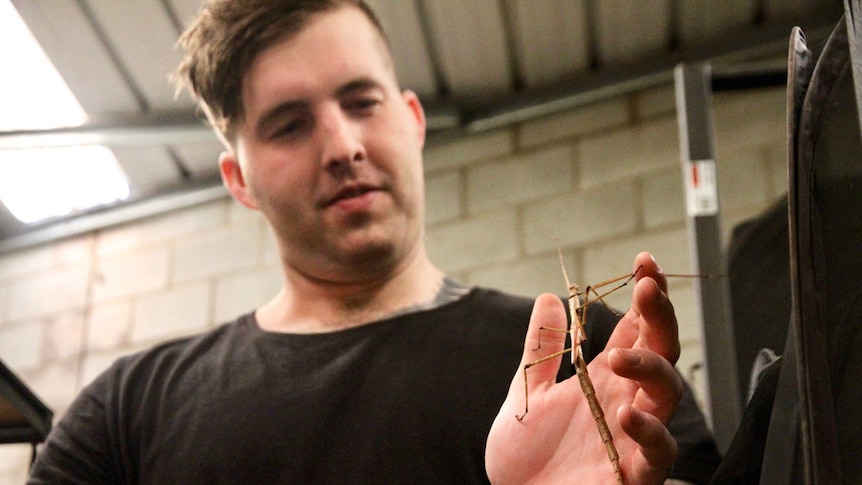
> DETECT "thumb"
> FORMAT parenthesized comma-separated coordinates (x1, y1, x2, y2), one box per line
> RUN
(509, 293, 569, 416)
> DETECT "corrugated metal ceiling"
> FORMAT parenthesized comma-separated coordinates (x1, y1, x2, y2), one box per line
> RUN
(0, 0, 844, 251)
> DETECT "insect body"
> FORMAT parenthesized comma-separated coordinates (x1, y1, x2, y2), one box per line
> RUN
(516, 255, 642, 485)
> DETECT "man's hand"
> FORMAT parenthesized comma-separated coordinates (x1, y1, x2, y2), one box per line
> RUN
(485, 252, 683, 485)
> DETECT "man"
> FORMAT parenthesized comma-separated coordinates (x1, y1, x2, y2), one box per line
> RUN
(29, 1, 720, 483)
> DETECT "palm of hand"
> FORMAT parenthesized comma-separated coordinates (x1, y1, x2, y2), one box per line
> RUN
(486, 257, 681, 485)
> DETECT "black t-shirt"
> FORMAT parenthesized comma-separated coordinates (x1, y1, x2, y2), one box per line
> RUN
(29, 287, 720, 484)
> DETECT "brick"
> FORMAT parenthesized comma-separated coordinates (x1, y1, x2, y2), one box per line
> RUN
(582, 228, 690, 279)
(54, 235, 94, 267)
(633, 84, 676, 120)
(425, 170, 463, 225)
(44, 312, 85, 361)
(518, 97, 629, 148)
(467, 146, 573, 214)
(426, 211, 519, 273)
(20, 360, 80, 413)
(137, 200, 227, 247)
(5, 266, 90, 322)
(214, 267, 282, 323)
(578, 116, 679, 187)
(423, 129, 514, 173)
(0, 321, 44, 371)
(95, 200, 228, 257)
(226, 197, 261, 223)
(523, 181, 638, 255)
(0, 444, 31, 485)
(92, 246, 170, 302)
(80, 347, 143, 389)
(172, 218, 261, 283)
(0, 245, 53, 280)
(580, 228, 690, 310)
(0, 282, 7, 324)
(96, 222, 143, 257)
(466, 253, 568, 299)
(715, 145, 771, 213)
(713, 87, 785, 147)
(87, 300, 132, 351)
(130, 282, 211, 345)
(642, 167, 686, 229)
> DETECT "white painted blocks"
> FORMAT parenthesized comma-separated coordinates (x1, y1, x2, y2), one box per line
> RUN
(518, 97, 629, 148)
(467, 146, 574, 214)
(130, 282, 211, 345)
(467, 253, 570, 299)
(172, 218, 262, 283)
(642, 167, 686, 229)
(92, 246, 170, 302)
(4, 266, 90, 322)
(426, 211, 518, 273)
(523, 180, 638, 255)
(423, 129, 513, 173)
(0, 322, 44, 370)
(214, 267, 282, 324)
(425, 171, 462, 225)
(579, 116, 679, 188)
(87, 300, 132, 351)
(96, 201, 228, 257)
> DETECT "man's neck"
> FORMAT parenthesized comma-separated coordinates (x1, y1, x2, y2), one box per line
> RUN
(254, 251, 447, 333)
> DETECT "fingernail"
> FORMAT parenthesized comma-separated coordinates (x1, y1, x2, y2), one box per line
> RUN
(618, 348, 641, 366)
(650, 254, 663, 273)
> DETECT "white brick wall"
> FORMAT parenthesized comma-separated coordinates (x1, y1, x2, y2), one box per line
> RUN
(0, 83, 789, 481)
(425, 170, 463, 225)
(466, 145, 574, 214)
(130, 282, 211, 345)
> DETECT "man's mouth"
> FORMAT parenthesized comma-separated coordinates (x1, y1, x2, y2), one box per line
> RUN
(324, 184, 380, 207)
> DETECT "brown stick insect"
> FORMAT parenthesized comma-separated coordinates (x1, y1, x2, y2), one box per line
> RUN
(515, 251, 709, 484)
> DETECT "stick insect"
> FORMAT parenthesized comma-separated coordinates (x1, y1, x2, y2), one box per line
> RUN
(515, 253, 709, 485)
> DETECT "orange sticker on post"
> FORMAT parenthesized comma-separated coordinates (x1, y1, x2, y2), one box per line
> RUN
(684, 159, 718, 217)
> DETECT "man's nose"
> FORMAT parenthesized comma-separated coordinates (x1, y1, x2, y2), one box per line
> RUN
(319, 107, 366, 171)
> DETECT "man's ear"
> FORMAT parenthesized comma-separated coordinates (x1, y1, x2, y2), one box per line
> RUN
(402, 90, 426, 148)
(219, 151, 259, 209)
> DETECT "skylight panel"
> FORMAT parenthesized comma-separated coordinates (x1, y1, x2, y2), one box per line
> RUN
(0, 146, 130, 223)
(0, 0, 130, 224)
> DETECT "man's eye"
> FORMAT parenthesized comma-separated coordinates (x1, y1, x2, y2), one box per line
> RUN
(272, 118, 308, 139)
(345, 98, 380, 113)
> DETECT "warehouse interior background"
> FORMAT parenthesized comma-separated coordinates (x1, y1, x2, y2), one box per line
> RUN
(0, 0, 846, 481)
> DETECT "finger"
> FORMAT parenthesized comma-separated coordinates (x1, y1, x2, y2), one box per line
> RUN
(605, 253, 677, 355)
(630, 273, 680, 364)
(608, 348, 683, 424)
(517, 293, 569, 384)
(617, 405, 678, 482)
(633, 251, 667, 294)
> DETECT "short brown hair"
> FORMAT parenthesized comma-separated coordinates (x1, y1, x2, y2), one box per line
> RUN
(173, 0, 388, 143)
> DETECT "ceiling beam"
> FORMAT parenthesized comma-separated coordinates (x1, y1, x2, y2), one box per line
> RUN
(0, 17, 837, 151)
(0, 15, 841, 252)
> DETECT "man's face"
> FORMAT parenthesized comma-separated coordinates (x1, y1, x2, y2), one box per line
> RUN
(221, 6, 427, 283)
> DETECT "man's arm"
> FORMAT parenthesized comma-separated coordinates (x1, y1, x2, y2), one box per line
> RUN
(28, 370, 119, 484)
(485, 252, 683, 484)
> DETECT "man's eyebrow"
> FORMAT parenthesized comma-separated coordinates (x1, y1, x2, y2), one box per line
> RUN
(335, 77, 385, 97)
(253, 78, 386, 136)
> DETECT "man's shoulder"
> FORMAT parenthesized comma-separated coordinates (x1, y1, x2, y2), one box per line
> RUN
(98, 314, 253, 385)
(453, 286, 536, 311)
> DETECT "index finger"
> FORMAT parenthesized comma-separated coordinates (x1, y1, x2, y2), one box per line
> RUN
(605, 253, 679, 364)
(631, 275, 680, 364)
